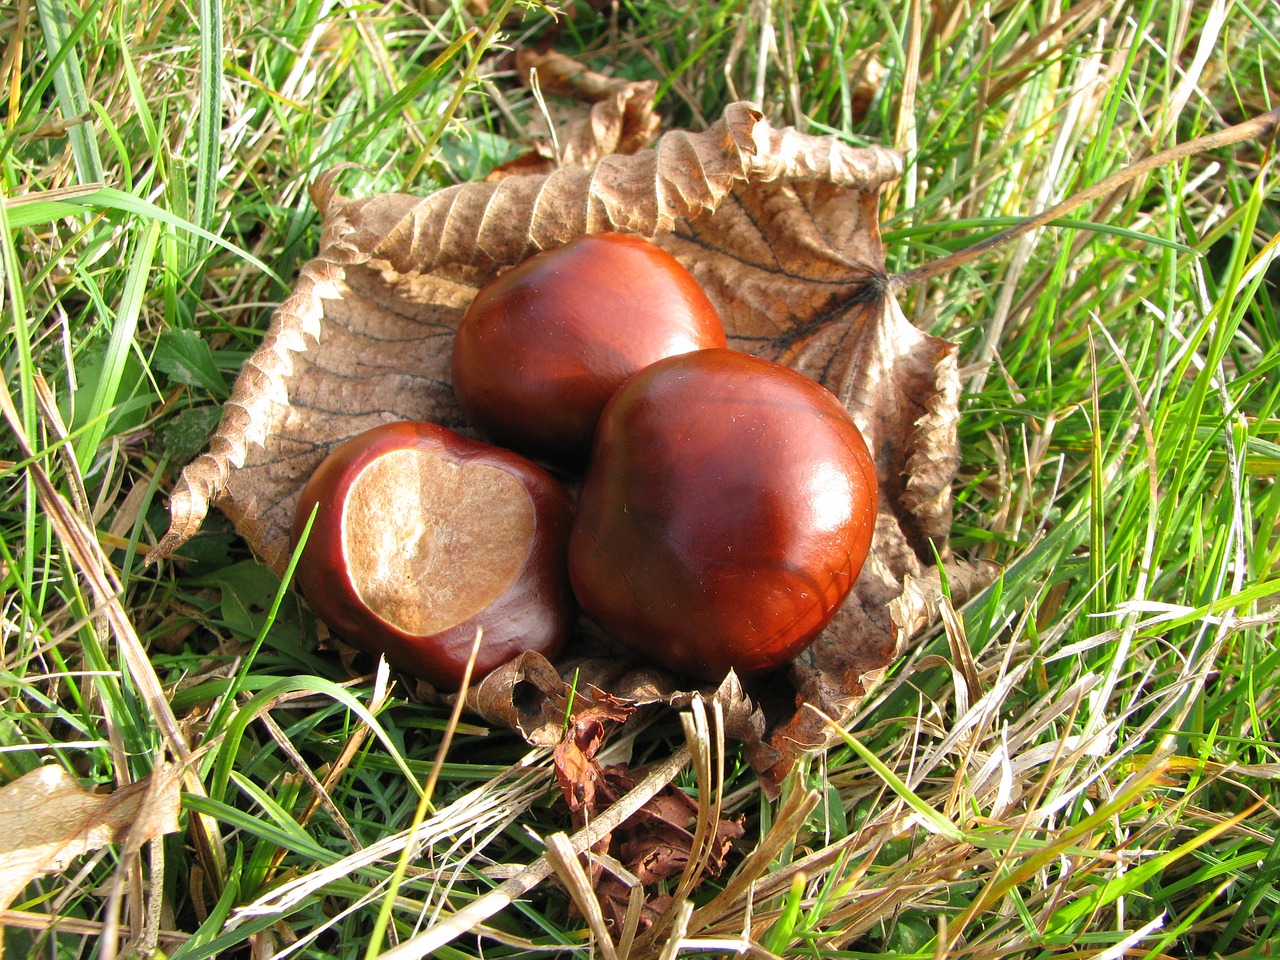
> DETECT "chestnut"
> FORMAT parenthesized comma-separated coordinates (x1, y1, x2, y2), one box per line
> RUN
(291, 421, 575, 690)
(451, 232, 726, 467)
(567, 349, 878, 682)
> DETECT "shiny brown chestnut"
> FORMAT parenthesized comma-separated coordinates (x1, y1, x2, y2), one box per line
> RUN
(451, 232, 726, 467)
(292, 421, 575, 691)
(568, 349, 878, 682)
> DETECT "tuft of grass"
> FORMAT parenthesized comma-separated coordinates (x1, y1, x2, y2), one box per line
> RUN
(2, 0, 1278, 958)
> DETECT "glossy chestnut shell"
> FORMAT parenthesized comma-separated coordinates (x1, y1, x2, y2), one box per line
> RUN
(451, 232, 726, 467)
(292, 421, 575, 690)
(568, 349, 878, 682)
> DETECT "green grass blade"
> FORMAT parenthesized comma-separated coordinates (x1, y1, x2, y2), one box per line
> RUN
(207, 675, 420, 805)
(884, 215, 1196, 254)
(72, 219, 161, 469)
(4, 187, 284, 283)
(0, 181, 37, 438)
(33, 0, 104, 183)
(761, 871, 808, 953)
(823, 716, 966, 842)
(1046, 800, 1264, 936)
(194, 0, 223, 253)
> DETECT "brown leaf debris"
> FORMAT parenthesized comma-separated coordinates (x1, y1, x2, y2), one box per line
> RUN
(487, 53, 662, 183)
(549, 694, 743, 936)
(552, 689, 635, 816)
(0, 764, 182, 945)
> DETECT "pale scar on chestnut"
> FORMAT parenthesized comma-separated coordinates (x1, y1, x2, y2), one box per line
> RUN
(341, 449, 535, 636)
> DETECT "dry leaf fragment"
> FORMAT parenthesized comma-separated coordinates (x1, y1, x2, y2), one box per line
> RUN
(152, 82, 992, 787)
(0, 764, 182, 946)
(553, 690, 636, 815)
(489, 55, 662, 180)
(588, 764, 744, 935)
(548, 692, 744, 937)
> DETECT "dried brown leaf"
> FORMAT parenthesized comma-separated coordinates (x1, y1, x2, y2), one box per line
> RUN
(489, 55, 661, 180)
(588, 762, 744, 935)
(544, 688, 742, 937)
(0, 765, 182, 942)
(614, 786, 742, 885)
(152, 86, 993, 787)
(553, 691, 636, 816)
